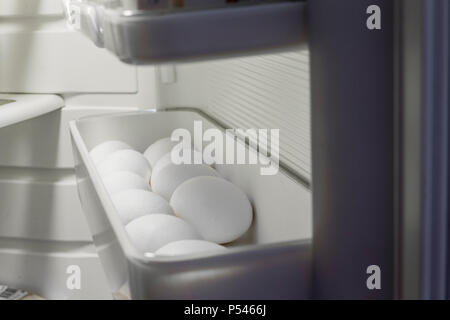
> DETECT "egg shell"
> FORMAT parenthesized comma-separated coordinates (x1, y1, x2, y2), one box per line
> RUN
(111, 189, 173, 225)
(155, 240, 227, 257)
(125, 214, 202, 253)
(89, 140, 132, 165)
(97, 149, 152, 183)
(151, 152, 173, 179)
(143, 137, 181, 168)
(151, 149, 207, 181)
(152, 163, 220, 200)
(170, 176, 253, 244)
(101, 171, 150, 195)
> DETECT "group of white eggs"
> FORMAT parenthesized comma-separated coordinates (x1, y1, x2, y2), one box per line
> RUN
(89, 137, 253, 258)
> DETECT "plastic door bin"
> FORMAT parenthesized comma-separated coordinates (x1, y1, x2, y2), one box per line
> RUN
(69, 109, 312, 299)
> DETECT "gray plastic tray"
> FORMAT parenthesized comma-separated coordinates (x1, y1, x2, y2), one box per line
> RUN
(69, 109, 312, 299)
(65, 0, 307, 64)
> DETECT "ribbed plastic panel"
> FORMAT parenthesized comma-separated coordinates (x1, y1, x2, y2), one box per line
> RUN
(201, 49, 311, 180)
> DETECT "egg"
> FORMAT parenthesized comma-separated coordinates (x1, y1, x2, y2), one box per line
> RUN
(155, 240, 227, 257)
(151, 152, 173, 177)
(111, 189, 173, 224)
(125, 214, 201, 253)
(143, 137, 181, 168)
(170, 176, 253, 244)
(101, 171, 150, 195)
(151, 149, 206, 181)
(89, 140, 132, 165)
(97, 149, 152, 183)
(152, 163, 220, 200)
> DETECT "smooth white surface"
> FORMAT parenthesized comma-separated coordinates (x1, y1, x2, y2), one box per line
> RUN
(0, 31, 137, 93)
(101, 171, 150, 195)
(143, 137, 179, 168)
(0, 106, 139, 169)
(90, 140, 133, 165)
(0, 0, 63, 16)
(152, 150, 207, 180)
(125, 214, 201, 253)
(150, 153, 174, 179)
(111, 189, 173, 225)
(171, 176, 253, 244)
(0, 167, 92, 242)
(62, 65, 159, 109)
(155, 240, 226, 257)
(97, 149, 152, 183)
(0, 94, 63, 129)
(152, 163, 220, 200)
(0, 239, 111, 300)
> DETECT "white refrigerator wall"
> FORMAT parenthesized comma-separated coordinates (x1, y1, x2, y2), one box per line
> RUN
(0, 0, 159, 299)
(157, 49, 311, 180)
(0, 0, 137, 93)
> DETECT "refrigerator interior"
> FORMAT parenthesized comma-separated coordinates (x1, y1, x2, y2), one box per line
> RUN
(0, 0, 312, 299)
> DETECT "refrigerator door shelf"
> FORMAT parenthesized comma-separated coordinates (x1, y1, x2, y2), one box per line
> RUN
(0, 94, 63, 129)
(64, 0, 307, 64)
(69, 109, 312, 299)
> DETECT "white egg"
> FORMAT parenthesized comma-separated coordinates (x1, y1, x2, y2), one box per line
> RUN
(111, 189, 173, 224)
(101, 171, 150, 195)
(151, 152, 173, 178)
(155, 240, 227, 257)
(97, 149, 152, 183)
(143, 137, 181, 168)
(152, 163, 220, 200)
(151, 149, 206, 181)
(125, 214, 201, 253)
(89, 140, 132, 165)
(170, 176, 253, 244)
